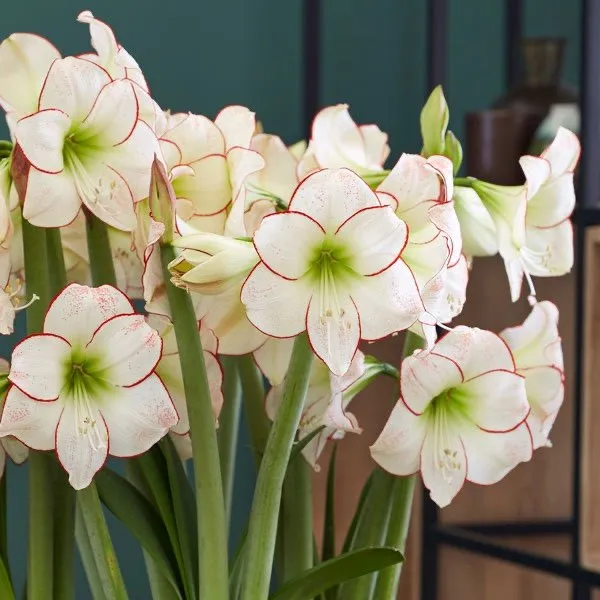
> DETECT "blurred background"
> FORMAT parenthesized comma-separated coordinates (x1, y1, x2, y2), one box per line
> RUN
(0, 1, 587, 598)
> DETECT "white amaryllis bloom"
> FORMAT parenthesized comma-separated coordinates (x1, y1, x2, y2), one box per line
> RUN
(371, 326, 532, 507)
(500, 301, 564, 449)
(257, 337, 365, 469)
(159, 107, 264, 235)
(473, 127, 580, 301)
(377, 154, 465, 344)
(0, 33, 60, 124)
(148, 314, 223, 460)
(298, 104, 389, 178)
(241, 168, 423, 376)
(453, 185, 498, 258)
(0, 359, 27, 477)
(14, 56, 158, 230)
(0, 283, 178, 489)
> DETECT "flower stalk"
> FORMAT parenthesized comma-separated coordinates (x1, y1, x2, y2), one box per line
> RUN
(160, 243, 229, 600)
(241, 333, 313, 600)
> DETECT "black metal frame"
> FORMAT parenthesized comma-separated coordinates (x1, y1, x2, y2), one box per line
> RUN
(420, 1, 600, 599)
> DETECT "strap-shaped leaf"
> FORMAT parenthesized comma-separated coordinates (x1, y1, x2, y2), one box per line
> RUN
(270, 547, 403, 600)
(95, 468, 182, 596)
(342, 471, 374, 554)
(289, 426, 325, 463)
(0, 555, 14, 600)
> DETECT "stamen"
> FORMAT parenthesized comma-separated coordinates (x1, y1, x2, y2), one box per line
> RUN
(71, 367, 107, 452)
(431, 393, 462, 483)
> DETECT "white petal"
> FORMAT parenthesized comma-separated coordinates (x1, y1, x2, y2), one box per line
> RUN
(45, 283, 133, 347)
(0, 33, 61, 116)
(306, 291, 359, 376)
(520, 155, 551, 200)
(523, 220, 573, 277)
(400, 351, 463, 415)
(541, 127, 580, 177)
(205, 351, 224, 419)
(163, 112, 225, 163)
(10, 334, 71, 400)
(289, 168, 380, 231)
(16, 109, 70, 173)
(80, 79, 138, 147)
(370, 399, 427, 476)
(350, 260, 423, 341)
(461, 423, 532, 485)
(0, 386, 62, 450)
(2, 436, 28, 464)
(434, 326, 515, 380)
(215, 105, 255, 151)
(421, 431, 467, 508)
(453, 186, 498, 257)
(526, 173, 575, 227)
(459, 370, 529, 432)
(254, 338, 294, 386)
(87, 315, 162, 386)
(77, 11, 118, 70)
(170, 432, 192, 460)
(101, 374, 177, 457)
(359, 124, 390, 167)
(241, 263, 312, 338)
(56, 405, 108, 490)
(22, 169, 82, 228)
(174, 155, 231, 217)
(427, 201, 462, 266)
(336, 206, 407, 275)
(253, 211, 324, 278)
(504, 255, 525, 303)
(156, 354, 187, 435)
(227, 147, 265, 198)
(39, 57, 111, 123)
(500, 301, 562, 369)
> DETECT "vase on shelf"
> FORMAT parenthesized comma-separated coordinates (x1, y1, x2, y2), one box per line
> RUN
(466, 37, 579, 184)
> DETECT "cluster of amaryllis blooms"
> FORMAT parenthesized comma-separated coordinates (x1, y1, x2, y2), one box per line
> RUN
(0, 11, 576, 510)
(0, 11, 579, 600)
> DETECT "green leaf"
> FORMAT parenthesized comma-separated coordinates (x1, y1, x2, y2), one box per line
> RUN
(445, 130, 463, 175)
(420, 85, 449, 157)
(342, 472, 374, 554)
(75, 505, 103, 600)
(0, 555, 14, 600)
(289, 426, 325, 463)
(160, 437, 199, 600)
(95, 468, 182, 596)
(322, 444, 337, 565)
(270, 547, 403, 600)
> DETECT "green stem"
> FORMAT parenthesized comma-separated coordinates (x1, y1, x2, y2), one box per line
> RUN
(160, 243, 228, 600)
(281, 457, 313, 582)
(237, 354, 270, 468)
(217, 355, 242, 527)
(241, 333, 313, 600)
(77, 485, 127, 600)
(454, 176, 475, 187)
(372, 476, 417, 599)
(85, 212, 117, 286)
(339, 468, 394, 599)
(0, 472, 8, 585)
(45, 227, 76, 600)
(21, 220, 54, 600)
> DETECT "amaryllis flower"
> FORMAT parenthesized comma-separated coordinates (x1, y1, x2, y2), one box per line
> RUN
(0, 359, 27, 477)
(297, 104, 389, 179)
(500, 301, 564, 449)
(0, 33, 60, 124)
(148, 314, 223, 460)
(14, 56, 159, 230)
(377, 154, 464, 344)
(371, 326, 532, 507)
(0, 283, 178, 490)
(473, 127, 580, 301)
(241, 168, 423, 376)
(257, 337, 365, 469)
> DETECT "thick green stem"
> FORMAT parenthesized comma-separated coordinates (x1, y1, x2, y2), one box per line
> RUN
(372, 475, 417, 598)
(160, 243, 228, 600)
(85, 212, 117, 286)
(454, 176, 475, 188)
(281, 457, 313, 582)
(21, 220, 54, 600)
(217, 356, 242, 527)
(237, 354, 270, 468)
(241, 333, 313, 600)
(77, 485, 127, 600)
(0, 473, 8, 585)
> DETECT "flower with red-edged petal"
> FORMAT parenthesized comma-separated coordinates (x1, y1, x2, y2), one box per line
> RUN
(14, 56, 159, 230)
(297, 104, 389, 178)
(0, 358, 27, 478)
(0, 283, 178, 490)
(241, 168, 423, 376)
(500, 300, 564, 449)
(370, 326, 532, 508)
(472, 127, 580, 301)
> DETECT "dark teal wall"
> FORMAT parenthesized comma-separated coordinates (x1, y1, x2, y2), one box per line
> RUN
(0, 1, 582, 597)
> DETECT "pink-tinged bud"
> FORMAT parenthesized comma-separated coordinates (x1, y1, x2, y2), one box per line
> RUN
(10, 145, 30, 206)
(148, 156, 176, 243)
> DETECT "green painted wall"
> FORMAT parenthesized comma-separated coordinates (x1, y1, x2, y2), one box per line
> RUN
(0, 1, 582, 596)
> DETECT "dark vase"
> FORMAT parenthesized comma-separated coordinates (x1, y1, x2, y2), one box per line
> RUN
(465, 37, 578, 185)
